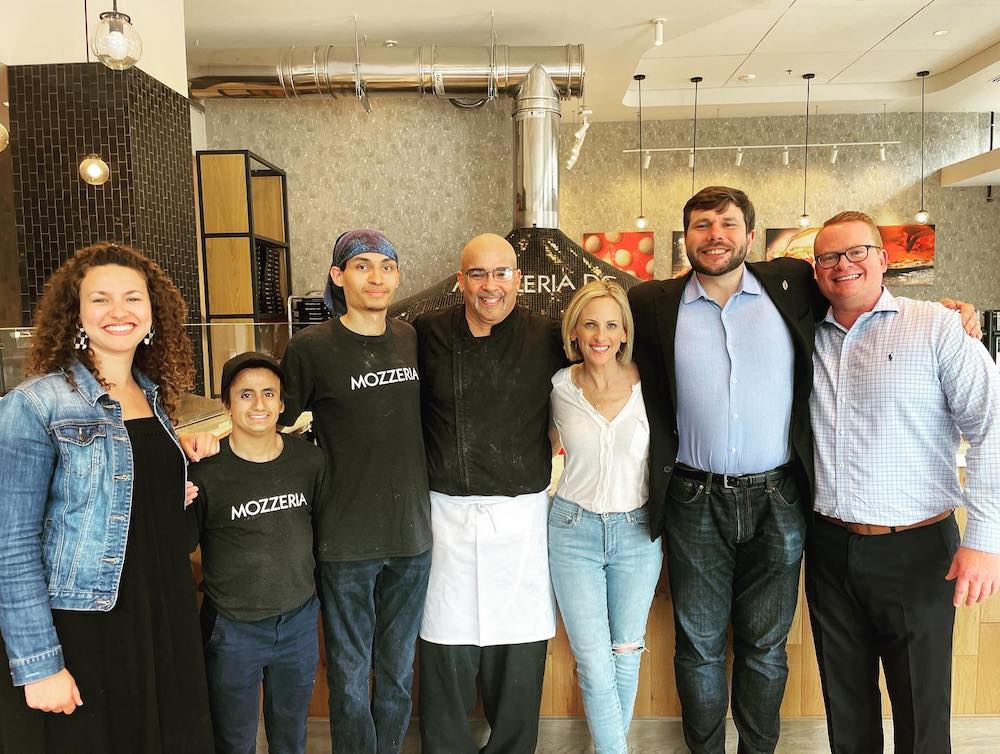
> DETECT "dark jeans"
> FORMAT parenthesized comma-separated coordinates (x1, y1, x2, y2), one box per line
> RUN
(805, 514, 960, 754)
(664, 470, 807, 754)
(203, 595, 320, 754)
(418, 638, 548, 754)
(317, 550, 431, 754)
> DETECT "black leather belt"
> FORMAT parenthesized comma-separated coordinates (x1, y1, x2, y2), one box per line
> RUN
(672, 462, 794, 490)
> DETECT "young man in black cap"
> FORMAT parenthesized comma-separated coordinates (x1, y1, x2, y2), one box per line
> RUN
(188, 351, 326, 754)
(279, 229, 432, 754)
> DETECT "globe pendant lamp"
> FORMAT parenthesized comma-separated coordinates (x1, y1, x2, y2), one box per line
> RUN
(90, 0, 142, 71)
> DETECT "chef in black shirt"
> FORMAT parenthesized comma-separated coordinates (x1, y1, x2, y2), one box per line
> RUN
(415, 233, 565, 754)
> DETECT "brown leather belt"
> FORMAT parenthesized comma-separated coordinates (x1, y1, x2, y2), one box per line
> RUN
(818, 510, 952, 536)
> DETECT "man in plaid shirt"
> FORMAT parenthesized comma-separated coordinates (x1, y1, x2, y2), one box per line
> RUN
(806, 210, 1000, 753)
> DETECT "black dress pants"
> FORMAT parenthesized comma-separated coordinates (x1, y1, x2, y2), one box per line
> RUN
(418, 638, 548, 754)
(805, 514, 960, 754)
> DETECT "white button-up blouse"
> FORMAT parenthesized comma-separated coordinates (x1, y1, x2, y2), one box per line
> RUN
(550, 366, 650, 513)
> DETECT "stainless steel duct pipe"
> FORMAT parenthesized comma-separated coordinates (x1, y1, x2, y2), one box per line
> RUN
(512, 65, 560, 230)
(188, 44, 584, 100)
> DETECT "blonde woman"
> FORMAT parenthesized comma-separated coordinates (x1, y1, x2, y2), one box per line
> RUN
(548, 280, 662, 754)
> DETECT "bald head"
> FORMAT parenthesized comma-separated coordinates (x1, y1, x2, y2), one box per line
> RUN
(460, 233, 516, 271)
(457, 232, 522, 336)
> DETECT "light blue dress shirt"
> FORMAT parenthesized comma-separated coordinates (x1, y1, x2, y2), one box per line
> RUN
(810, 289, 1000, 553)
(675, 267, 795, 475)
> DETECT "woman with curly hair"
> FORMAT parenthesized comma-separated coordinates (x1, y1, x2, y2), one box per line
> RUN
(0, 242, 213, 752)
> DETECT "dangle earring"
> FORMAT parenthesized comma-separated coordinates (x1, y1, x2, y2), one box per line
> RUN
(142, 328, 155, 346)
(73, 325, 89, 350)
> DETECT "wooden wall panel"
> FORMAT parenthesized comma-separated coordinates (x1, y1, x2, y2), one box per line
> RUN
(200, 154, 249, 234)
(251, 175, 286, 242)
(975, 624, 1000, 713)
(205, 238, 253, 315)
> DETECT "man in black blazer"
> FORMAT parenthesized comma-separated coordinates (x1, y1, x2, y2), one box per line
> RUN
(628, 186, 823, 754)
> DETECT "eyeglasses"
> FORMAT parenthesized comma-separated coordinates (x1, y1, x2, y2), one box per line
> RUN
(814, 245, 882, 269)
(463, 266, 515, 282)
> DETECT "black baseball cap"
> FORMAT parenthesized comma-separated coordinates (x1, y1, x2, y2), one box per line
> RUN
(220, 351, 284, 401)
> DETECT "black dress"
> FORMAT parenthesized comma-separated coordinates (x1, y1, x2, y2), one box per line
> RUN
(0, 417, 214, 753)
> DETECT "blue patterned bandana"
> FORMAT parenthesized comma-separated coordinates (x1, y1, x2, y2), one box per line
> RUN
(324, 229, 399, 313)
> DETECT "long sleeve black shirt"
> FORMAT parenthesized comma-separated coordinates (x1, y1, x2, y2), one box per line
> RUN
(414, 305, 566, 497)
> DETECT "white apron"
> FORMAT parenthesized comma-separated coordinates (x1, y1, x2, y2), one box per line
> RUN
(419, 489, 556, 646)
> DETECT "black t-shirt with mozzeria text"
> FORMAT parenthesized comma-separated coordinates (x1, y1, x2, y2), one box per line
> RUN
(187, 435, 325, 622)
(279, 316, 433, 562)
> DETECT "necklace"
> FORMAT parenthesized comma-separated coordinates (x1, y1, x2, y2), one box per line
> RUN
(577, 366, 628, 414)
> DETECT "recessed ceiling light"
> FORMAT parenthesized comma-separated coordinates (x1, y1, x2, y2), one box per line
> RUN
(933, 29, 949, 37)
(738, 73, 756, 82)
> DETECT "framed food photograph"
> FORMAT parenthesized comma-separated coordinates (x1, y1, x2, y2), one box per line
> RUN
(582, 231, 655, 280)
(765, 227, 819, 263)
(878, 224, 935, 285)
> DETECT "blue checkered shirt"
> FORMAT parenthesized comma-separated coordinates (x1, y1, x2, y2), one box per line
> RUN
(811, 289, 1000, 553)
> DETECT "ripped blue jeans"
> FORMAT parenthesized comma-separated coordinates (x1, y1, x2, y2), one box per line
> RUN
(548, 496, 663, 754)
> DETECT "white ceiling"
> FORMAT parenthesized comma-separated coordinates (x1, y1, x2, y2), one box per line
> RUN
(184, 0, 1000, 121)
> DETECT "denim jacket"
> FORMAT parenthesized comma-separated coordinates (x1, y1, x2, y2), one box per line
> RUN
(0, 360, 185, 685)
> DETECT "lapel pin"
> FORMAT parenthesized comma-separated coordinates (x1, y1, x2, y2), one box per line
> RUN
(782, 280, 788, 290)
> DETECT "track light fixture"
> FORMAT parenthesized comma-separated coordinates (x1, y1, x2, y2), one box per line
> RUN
(652, 18, 665, 47)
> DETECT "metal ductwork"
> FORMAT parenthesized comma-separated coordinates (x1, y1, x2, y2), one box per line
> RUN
(513, 65, 560, 230)
(188, 44, 584, 101)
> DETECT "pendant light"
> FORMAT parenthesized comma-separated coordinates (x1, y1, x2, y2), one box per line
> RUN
(798, 73, 815, 228)
(690, 76, 702, 195)
(634, 74, 648, 229)
(90, 0, 143, 71)
(915, 71, 930, 224)
(79, 154, 110, 186)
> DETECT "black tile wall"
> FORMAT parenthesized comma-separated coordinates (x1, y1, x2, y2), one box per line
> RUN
(8, 63, 204, 391)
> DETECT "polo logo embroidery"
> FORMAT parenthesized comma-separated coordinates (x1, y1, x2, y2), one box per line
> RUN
(888, 353, 893, 361)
